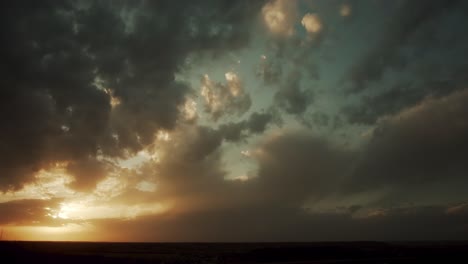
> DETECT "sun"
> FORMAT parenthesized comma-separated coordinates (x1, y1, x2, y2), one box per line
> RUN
(48, 202, 81, 220)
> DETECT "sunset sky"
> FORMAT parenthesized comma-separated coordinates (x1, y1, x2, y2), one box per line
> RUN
(1, 0, 468, 242)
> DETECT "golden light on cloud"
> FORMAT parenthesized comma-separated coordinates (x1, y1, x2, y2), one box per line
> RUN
(0, 153, 170, 240)
(48, 202, 80, 220)
(240, 150, 252, 157)
(262, 0, 297, 36)
(47, 201, 169, 221)
(5, 224, 94, 241)
(225, 72, 241, 97)
(102, 88, 121, 108)
(110, 94, 121, 108)
(340, 4, 352, 17)
(200, 72, 250, 120)
(94, 176, 128, 199)
(0, 163, 74, 203)
(232, 175, 249, 182)
(93, 76, 121, 108)
(157, 130, 171, 142)
(115, 145, 162, 169)
(3, 0, 468, 244)
(201, 74, 222, 113)
(135, 181, 157, 192)
(301, 13, 322, 34)
(182, 97, 198, 121)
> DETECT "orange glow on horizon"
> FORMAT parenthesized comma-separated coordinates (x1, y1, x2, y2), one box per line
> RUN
(2, 224, 95, 241)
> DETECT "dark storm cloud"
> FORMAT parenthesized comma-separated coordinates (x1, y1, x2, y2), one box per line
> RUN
(274, 71, 314, 115)
(111, 110, 283, 212)
(256, 57, 283, 85)
(258, 24, 323, 117)
(340, 0, 468, 125)
(219, 111, 280, 142)
(264, 35, 322, 83)
(114, 127, 353, 214)
(66, 157, 110, 192)
(348, 89, 468, 193)
(0, 0, 111, 191)
(311, 112, 330, 127)
(222, 89, 468, 210)
(4, 0, 468, 242)
(96, 203, 468, 241)
(112, 109, 280, 210)
(76, 87, 468, 240)
(126, 111, 279, 209)
(344, 0, 461, 93)
(127, 124, 253, 213)
(0, 0, 266, 192)
(251, 130, 354, 206)
(343, 62, 468, 124)
(342, 82, 421, 124)
(242, 88, 468, 208)
(127, 96, 468, 213)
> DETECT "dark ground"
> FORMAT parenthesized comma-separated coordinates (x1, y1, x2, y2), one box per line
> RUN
(1, 241, 468, 263)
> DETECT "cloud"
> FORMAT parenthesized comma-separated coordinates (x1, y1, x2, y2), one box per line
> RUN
(344, 0, 461, 92)
(342, 82, 421, 124)
(343, 63, 468, 124)
(218, 111, 280, 142)
(0, 199, 61, 225)
(348, 89, 468, 195)
(249, 130, 354, 206)
(0, 0, 265, 192)
(339, 3, 352, 18)
(200, 72, 252, 121)
(274, 71, 314, 115)
(311, 112, 330, 127)
(2, 0, 468, 242)
(301, 12, 326, 46)
(261, 0, 298, 37)
(110, 126, 351, 216)
(94, 203, 468, 242)
(301, 13, 322, 34)
(66, 158, 110, 192)
(256, 55, 283, 85)
(122, 110, 280, 210)
(126, 124, 225, 207)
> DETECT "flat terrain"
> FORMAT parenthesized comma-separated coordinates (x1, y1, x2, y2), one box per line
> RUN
(1, 241, 468, 263)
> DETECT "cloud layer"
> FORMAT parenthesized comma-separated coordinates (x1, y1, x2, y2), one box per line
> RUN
(1, 0, 468, 241)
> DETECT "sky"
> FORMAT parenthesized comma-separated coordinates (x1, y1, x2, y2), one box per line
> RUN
(1, 0, 468, 242)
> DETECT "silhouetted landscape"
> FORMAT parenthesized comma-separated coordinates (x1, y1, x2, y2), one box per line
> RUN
(1, 241, 468, 263)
